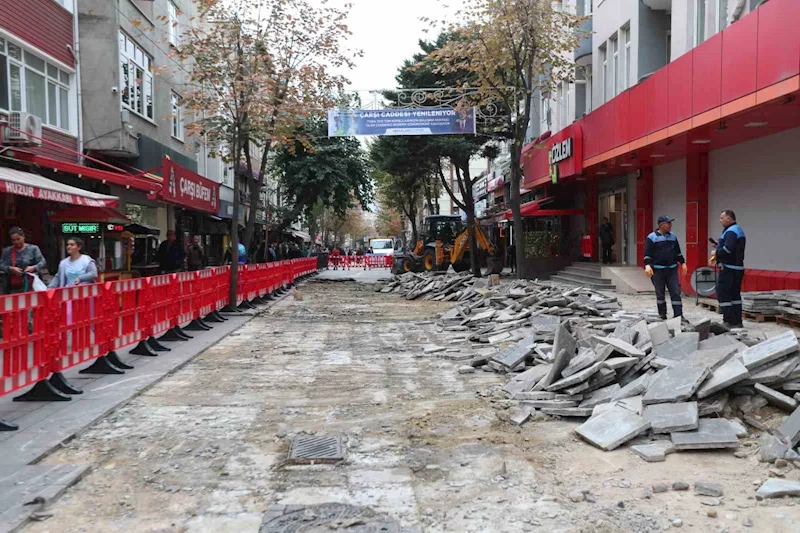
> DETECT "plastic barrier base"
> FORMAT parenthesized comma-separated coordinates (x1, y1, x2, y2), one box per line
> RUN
(0, 418, 18, 431)
(13, 378, 72, 402)
(131, 340, 159, 357)
(79, 355, 125, 375)
(49, 372, 83, 395)
(204, 311, 226, 323)
(159, 326, 191, 342)
(146, 337, 171, 352)
(184, 318, 212, 331)
(238, 300, 257, 310)
(106, 351, 135, 369)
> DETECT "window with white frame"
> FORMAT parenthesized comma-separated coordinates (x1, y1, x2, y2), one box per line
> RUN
(696, 0, 707, 45)
(168, 2, 180, 46)
(600, 43, 607, 104)
(119, 31, 154, 120)
(611, 35, 619, 99)
(171, 91, 183, 140)
(541, 93, 551, 133)
(622, 26, 631, 91)
(54, 0, 74, 12)
(0, 36, 72, 131)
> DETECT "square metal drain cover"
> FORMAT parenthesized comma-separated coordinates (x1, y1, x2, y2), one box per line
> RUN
(287, 435, 344, 464)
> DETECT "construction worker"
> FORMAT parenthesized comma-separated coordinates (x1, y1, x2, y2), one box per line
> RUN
(644, 216, 688, 319)
(710, 210, 746, 328)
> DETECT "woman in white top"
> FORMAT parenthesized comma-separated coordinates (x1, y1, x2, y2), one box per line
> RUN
(48, 237, 99, 288)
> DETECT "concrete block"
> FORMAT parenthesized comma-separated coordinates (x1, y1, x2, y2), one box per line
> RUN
(532, 324, 576, 391)
(603, 357, 639, 371)
(578, 383, 621, 409)
(696, 358, 750, 399)
(630, 440, 676, 462)
(653, 332, 700, 363)
(647, 322, 671, 346)
(491, 335, 536, 369)
(643, 365, 711, 405)
(612, 373, 652, 401)
(742, 354, 800, 385)
(698, 392, 729, 417)
(754, 383, 798, 412)
(778, 405, 800, 446)
(594, 336, 646, 358)
(643, 402, 699, 433)
(741, 330, 799, 371)
(755, 478, 800, 500)
(575, 407, 651, 451)
(670, 419, 740, 450)
(546, 361, 605, 392)
(562, 347, 603, 378)
(694, 483, 723, 497)
(509, 406, 534, 426)
(759, 432, 791, 463)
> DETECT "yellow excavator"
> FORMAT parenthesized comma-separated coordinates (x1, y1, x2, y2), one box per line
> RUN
(393, 215, 504, 275)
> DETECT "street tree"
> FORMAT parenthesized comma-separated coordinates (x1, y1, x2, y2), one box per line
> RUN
(174, 0, 358, 307)
(372, 168, 423, 246)
(424, 0, 581, 277)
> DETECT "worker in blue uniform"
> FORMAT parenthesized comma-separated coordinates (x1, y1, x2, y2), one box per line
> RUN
(644, 216, 689, 319)
(710, 210, 746, 328)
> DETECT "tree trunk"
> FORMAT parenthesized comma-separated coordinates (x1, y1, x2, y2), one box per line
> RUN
(466, 209, 480, 276)
(242, 174, 263, 257)
(510, 140, 524, 279)
(227, 135, 242, 311)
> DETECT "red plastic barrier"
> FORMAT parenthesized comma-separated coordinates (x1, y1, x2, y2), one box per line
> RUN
(173, 271, 197, 327)
(50, 284, 106, 373)
(0, 291, 49, 397)
(148, 273, 175, 338)
(106, 277, 150, 353)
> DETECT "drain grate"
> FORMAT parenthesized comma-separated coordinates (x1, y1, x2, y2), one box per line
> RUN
(287, 435, 344, 464)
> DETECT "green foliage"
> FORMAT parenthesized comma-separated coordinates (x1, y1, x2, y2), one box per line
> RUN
(523, 231, 561, 258)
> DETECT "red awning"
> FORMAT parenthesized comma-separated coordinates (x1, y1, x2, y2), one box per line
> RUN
(0, 166, 120, 207)
(502, 196, 557, 219)
(50, 206, 131, 223)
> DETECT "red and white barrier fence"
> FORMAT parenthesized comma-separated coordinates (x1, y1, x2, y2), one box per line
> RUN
(328, 254, 393, 270)
(0, 258, 318, 430)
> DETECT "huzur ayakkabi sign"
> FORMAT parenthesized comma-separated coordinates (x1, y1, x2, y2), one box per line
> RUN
(548, 138, 573, 184)
(328, 107, 477, 137)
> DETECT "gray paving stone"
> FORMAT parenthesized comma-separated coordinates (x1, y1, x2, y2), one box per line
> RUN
(491, 335, 536, 370)
(755, 478, 800, 500)
(698, 334, 741, 351)
(698, 392, 730, 417)
(643, 402, 699, 433)
(682, 344, 742, 372)
(643, 364, 711, 405)
(541, 407, 594, 417)
(604, 357, 639, 371)
(562, 347, 603, 378)
(670, 418, 740, 450)
(654, 332, 700, 363)
(546, 361, 605, 392)
(513, 391, 556, 400)
(741, 330, 799, 371)
(593, 336, 646, 358)
(632, 320, 651, 345)
(529, 314, 561, 333)
(509, 406, 534, 426)
(612, 373, 652, 401)
(779, 405, 800, 446)
(666, 317, 682, 335)
(694, 482, 724, 497)
(630, 440, 676, 462)
(696, 358, 750, 399)
(755, 383, 798, 411)
(647, 322, 671, 346)
(520, 400, 579, 409)
(575, 407, 651, 451)
(742, 354, 800, 385)
(579, 383, 621, 409)
(532, 325, 576, 391)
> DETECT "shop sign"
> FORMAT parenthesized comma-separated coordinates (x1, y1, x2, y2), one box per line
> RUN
(487, 176, 505, 192)
(61, 222, 100, 234)
(548, 138, 572, 184)
(472, 175, 489, 199)
(106, 223, 125, 232)
(161, 158, 220, 214)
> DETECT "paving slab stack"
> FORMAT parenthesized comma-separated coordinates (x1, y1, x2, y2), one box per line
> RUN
(383, 271, 800, 468)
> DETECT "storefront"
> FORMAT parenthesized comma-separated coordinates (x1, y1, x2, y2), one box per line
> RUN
(50, 210, 133, 281)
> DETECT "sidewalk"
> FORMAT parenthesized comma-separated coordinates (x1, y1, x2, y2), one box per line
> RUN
(0, 289, 293, 533)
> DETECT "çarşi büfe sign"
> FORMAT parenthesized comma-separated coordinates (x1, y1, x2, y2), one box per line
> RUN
(549, 138, 573, 165)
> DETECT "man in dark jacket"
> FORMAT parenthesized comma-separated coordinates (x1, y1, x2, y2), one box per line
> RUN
(157, 230, 185, 273)
(711, 210, 746, 328)
(186, 235, 206, 271)
(644, 216, 688, 319)
(600, 217, 615, 264)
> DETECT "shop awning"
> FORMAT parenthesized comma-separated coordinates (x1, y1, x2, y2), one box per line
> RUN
(0, 166, 120, 207)
(125, 223, 161, 236)
(283, 229, 311, 242)
(502, 196, 556, 220)
(50, 206, 131, 224)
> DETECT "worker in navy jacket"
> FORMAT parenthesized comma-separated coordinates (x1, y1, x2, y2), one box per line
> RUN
(710, 210, 746, 328)
(644, 216, 688, 319)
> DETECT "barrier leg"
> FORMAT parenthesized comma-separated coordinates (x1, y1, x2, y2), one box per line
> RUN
(79, 355, 125, 375)
(184, 318, 212, 331)
(204, 311, 225, 323)
(0, 418, 18, 431)
(238, 300, 256, 310)
(131, 340, 159, 356)
(13, 378, 72, 401)
(159, 326, 192, 341)
(49, 372, 83, 395)
(147, 337, 171, 352)
(213, 310, 228, 321)
(106, 351, 135, 369)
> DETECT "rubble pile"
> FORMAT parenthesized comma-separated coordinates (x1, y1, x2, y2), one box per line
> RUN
(388, 272, 800, 467)
(742, 290, 800, 320)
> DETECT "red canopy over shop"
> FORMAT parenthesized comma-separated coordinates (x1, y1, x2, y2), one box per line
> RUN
(0, 167, 119, 208)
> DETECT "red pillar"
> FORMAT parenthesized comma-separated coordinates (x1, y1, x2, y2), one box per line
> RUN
(587, 179, 598, 261)
(635, 167, 654, 267)
(684, 153, 709, 293)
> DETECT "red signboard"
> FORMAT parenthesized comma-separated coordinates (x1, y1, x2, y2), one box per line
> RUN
(160, 158, 220, 213)
(521, 123, 584, 188)
(0, 177, 119, 208)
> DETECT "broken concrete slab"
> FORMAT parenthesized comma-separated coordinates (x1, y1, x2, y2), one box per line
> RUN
(683, 344, 742, 372)
(643, 402, 699, 433)
(593, 336, 646, 358)
(694, 482, 724, 497)
(423, 345, 446, 354)
(546, 361, 605, 392)
(603, 357, 639, 371)
(648, 322, 671, 347)
(759, 432, 791, 463)
(698, 333, 741, 351)
(578, 383, 621, 409)
(755, 478, 800, 500)
(741, 330, 799, 371)
(643, 363, 711, 405)
(508, 364, 553, 391)
(491, 335, 536, 370)
(575, 407, 651, 451)
(532, 325, 576, 391)
(630, 440, 676, 462)
(561, 347, 604, 378)
(540, 407, 594, 417)
(754, 383, 798, 411)
(779, 405, 800, 446)
(741, 354, 800, 385)
(696, 358, 750, 399)
(529, 314, 561, 333)
(670, 419, 740, 450)
(520, 399, 580, 409)
(653, 332, 700, 363)
(513, 391, 556, 400)
(509, 406, 534, 426)
(666, 317, 682, 335)
(612, 373, 652, 401)
(698, 392, 729, 417)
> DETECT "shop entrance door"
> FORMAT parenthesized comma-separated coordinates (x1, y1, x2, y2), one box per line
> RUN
(598, 189, 628, 265)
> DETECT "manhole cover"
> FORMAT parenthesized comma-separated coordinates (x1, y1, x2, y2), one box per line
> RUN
(287, 435, 344, 464)
(260, 503, 402, 533)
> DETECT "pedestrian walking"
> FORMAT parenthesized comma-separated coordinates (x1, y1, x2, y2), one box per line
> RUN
(710, 210, 746, 328)
(186, 235, 207, 271)
(0, 227, 46, 294)
(507, 243, 516, 273)
(643, 216, 688, 319)
(156, 230, 185, 273)
(600, 217, 615, 264)
(48, 237, 98, 287)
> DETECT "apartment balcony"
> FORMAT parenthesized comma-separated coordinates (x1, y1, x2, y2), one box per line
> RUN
(574, 15, 592, 67)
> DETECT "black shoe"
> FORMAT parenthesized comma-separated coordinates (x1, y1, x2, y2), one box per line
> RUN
(726, 322, 744, 329)
(710, 322, 730, 334)
(659, 315, 668, 320)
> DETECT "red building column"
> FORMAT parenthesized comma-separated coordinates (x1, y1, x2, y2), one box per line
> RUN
(684, 153, 709, 293)
(635, 167, 654, 267)
(586, 179, 598, 261)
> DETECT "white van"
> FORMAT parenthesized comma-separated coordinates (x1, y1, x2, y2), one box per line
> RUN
(369, 238, 395, 256)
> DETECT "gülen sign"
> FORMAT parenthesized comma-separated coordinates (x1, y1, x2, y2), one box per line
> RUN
(160, 158, 220, 213)
(548, 138, 573, 184)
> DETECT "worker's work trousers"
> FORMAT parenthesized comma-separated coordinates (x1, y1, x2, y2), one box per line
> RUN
(717, 266, 744, 326)
(652, 266, 682, 318)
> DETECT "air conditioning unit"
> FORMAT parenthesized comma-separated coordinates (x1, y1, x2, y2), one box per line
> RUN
(4, 112, 42, 146)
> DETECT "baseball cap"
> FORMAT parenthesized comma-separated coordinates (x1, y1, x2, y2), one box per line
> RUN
(657, 216, 674, 224)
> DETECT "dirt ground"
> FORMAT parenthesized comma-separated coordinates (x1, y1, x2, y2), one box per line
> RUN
(24, 280, 800, 533)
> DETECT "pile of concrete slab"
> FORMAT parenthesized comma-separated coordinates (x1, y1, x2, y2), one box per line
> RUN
(742, 290, 800, 318)
(417, 273, 800, 461)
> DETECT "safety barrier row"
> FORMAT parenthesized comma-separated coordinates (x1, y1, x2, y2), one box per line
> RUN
(0, 257, 318, 431)
(328, 254, 393, 270)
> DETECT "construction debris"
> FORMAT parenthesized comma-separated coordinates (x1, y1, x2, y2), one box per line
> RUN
(390, 271, 800, 464)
